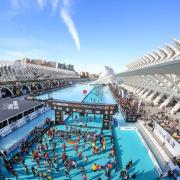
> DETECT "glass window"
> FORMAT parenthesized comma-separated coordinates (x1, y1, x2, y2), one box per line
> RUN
(0, 120, 8, 129)
(35, 104, 44, 110)
(8, 116, 17, 124)
(17, 113, 23, 119)
(24, 110, 30, 116)
(24, 108, 34, 116)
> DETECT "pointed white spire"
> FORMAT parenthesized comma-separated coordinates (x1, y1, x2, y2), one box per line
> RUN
(142, 56, 149, 67)
(173, 38, 180, 51)
(158, 47, 168, 62)
(164, 44, 176, 60)
(148, 54, 156, 65)
(152, 50, 161, 64)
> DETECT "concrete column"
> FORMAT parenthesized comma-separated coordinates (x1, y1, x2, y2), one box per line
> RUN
(130, 87, 136, 92)
(146, 91, 157, 101)
(153, 93, 164, 106)
(142, 90, 151, 98)
(159, 95, 173, 109)
(135, 87, 143, 94)
(170, 101, 180, 115)
(132, 87, 139, 94)
(138, 88, 147, 96)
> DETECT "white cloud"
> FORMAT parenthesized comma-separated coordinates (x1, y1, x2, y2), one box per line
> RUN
(9, 0, 47, 10)
(1, 48, 48, 60)
(10, 0, 19, 9)
(3, 0, 81, 51)
(9, 0, 28, 10)
(36, 0, 47, 9)
(2, 0, 25, 20)
(0, 37, 44, 48)
(51, 0, 59, 13)
(62, 0, 70, 6)
(60, 0, 81, 51)
(5, 50, 25, 58)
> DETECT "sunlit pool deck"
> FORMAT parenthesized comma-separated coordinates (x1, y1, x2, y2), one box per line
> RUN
(0, 83, 167, 179)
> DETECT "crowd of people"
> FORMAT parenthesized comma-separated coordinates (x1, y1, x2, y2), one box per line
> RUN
(109, 85, 142, 121)
(119, 160, 137, 180)
(110, 84, 180, 141)
(0, 121, 125, 180)
(0, 118, 53, 179)
(0, 85, 142, 179)
(148, 109, 180, 140)
(109, 84, 180, 179)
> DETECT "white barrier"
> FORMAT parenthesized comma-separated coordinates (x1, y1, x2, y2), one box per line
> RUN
(119, 126, 137, 130)
(154, 122, 180, 157)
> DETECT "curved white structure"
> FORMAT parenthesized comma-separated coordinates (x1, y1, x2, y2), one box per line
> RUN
(115, 39, 180, 115)
(0, 60, 78, 83)
(90, 66, 115, 85)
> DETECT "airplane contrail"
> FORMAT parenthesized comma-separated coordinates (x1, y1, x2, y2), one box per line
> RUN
(60, 0, 81, 51)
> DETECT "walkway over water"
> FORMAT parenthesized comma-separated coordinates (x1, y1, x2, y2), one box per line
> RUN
(37, 84, 116, 104)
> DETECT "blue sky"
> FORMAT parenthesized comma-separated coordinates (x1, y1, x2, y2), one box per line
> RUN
(0, 0, 180, 73)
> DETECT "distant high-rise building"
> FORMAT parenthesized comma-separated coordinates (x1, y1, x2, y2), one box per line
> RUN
(80, 71, 89, 78)
(85, 72, 89, 77)
(15, 58, 75, 72)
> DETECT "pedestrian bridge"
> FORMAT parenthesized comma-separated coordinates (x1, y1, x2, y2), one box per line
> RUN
(90, 66, 115, 85)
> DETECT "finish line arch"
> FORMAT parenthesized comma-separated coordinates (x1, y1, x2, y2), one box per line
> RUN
(46, 100, 118, 130)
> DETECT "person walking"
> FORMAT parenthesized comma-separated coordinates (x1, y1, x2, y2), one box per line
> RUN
(84, 156, 88, 164)
(65, 168, 71, 178)
(24, 164, 29, 175)
(82, 173, 87, 180)
(31, 166, 36, 176)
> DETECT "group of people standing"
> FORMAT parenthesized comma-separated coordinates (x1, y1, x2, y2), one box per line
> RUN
(119, 160, 136, 180)
(0, 119, 52, 179)
(0, 113, 138, 180)
(1, 121, 120, 180)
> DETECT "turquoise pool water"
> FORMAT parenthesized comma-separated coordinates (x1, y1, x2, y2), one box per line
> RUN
(0, 84, 114, 152)
(65, 85, 115, 128)
(36, 83, 115, 104)
(2, 125, 118, 180)
(1, 127, 159, 179)
(0, 84, 160, 179)
(82, 85, 116, 104)
(36, 84, 93, 102)
(114, 129, 158, 179)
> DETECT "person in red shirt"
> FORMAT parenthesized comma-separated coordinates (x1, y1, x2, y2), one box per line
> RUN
(44, 152, 49, 160)
(38, 152, 42, 160)
(62, 143, 67, 151)
(62, 152, 67, 163)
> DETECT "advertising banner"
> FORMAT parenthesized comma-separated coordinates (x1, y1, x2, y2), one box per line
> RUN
(55, 111, 64, 125)
(102, 114, 111, 130)
(47, 100, 118, 115)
